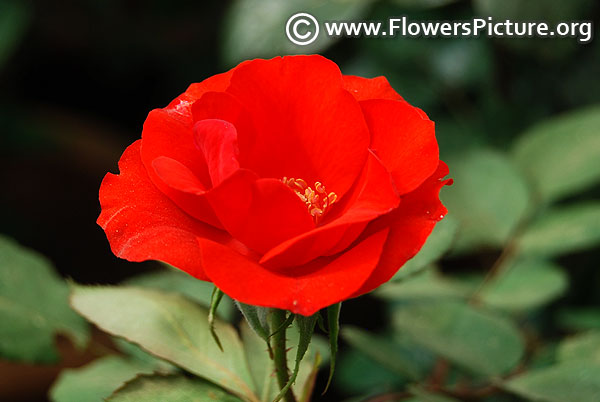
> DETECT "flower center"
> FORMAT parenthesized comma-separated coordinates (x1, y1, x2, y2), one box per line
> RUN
(282, 177, 338, 223)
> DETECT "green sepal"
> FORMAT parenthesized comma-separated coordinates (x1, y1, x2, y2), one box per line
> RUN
(234, 301, 270, 339)
(208, 287, 225, 351)
(316, 312, 328, 334)
(234, 301, 273, 357)
(323, 302, 341, 394)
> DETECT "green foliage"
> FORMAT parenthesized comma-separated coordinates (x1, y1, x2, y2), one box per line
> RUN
(557, 331, 600, 363)
(124, 267, 235, 321)
(479, 259, 568, 313)
(107, 374, 243, 402)
(222, 0, 373, 66)
(335, 349, 404, 396)
(112, 338, 177, 373)
(49, 355, 162, 402)
(0, 235, 88, 363)
(392, 300, 524, 376)
(512, 105, 600, 202)
(241, 320, 327, 402)
(241, 321, 276, 401)
(441, 149, 530, 252)
(557, 308, 600, 332)
(505, 361, 600, 402)
(345, 95, 599, 400)
(342, 327, 433, 381)
(69, 285, 258, 401)
(517, 202, 600, 257)
(345, 91, 600, 400)
(58, 283, 329, 402)
(379, 269, 469, 301)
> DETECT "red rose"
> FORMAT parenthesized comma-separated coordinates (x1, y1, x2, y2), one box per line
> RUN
(98, 55, 450, 316)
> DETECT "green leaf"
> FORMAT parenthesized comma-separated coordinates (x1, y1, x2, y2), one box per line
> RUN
(517, 203, 600, 257)
(241, 321, 276, 401)
(70, 285, 258, 402)
(342, 327, 432, 380)
(557, 308, 600, 331)
(107, 374, 242, 402)
(0, 0, 31, 69)
(221, 0, 373, 65)
(393, 215, 458, 281)
(512, 105, 600, 202)
(441, 149, 530, 252)
(335, 349, 404, 395)
(504, 360, 600, 402)
(124, 268, 235, 321)
(393, 300, 524, 376)
(0, 235, 88, 363)
(480, 259, 568, 312)
(378, 269, 468, 301)
(113, 338, 177, 373)
(557, 331, 600, 363)
(49, 355, 156, 402)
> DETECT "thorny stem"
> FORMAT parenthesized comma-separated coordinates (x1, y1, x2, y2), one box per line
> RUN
(271, 309, 297, 402)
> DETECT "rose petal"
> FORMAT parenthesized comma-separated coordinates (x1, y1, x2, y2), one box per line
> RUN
(166, 71, 234, 118)
(360, 99, 439, 195)
(140, 108, 222, 226)
(140, 71, 238, 227)
(351, 161, 451, 297)
(193, 119, 240, 187)
(224, 55, 369, 199)
(191, 91, 257, 177)
(98, 140, 231, 280)
(260, 151, 400, 269)
(343, 75, 403, 101)
(152, 156, 207, 194)
(199, 228, 389, 316)
(205, 172, 315, 254)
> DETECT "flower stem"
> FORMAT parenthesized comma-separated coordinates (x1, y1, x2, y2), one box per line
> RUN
(271, 309, 297, 402)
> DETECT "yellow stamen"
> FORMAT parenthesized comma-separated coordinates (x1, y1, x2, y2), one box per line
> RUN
(282, 177, 338, 223)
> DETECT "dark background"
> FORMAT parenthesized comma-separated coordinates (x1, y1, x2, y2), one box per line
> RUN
(1, 0, 599, 401)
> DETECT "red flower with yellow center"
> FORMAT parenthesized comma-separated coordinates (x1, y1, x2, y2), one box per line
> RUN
(98, 55, 451, 316)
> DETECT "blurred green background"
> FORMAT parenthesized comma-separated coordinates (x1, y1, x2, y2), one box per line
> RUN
(1, 0, 599, 401)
